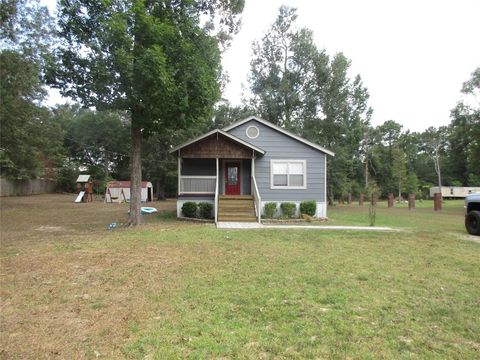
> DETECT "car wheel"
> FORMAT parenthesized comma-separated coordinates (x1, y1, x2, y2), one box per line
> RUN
(465, 210, 480, 235)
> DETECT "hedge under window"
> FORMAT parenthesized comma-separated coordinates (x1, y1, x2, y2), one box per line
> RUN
(270, 160, 306, 189)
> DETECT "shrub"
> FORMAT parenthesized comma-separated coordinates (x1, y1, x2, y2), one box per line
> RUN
(281, 202, 297, 218)
(198, 202, 213, 219)
(300, 200, 316, 216)
(264, 202, 277, 219)
(182, 202, 197, 218)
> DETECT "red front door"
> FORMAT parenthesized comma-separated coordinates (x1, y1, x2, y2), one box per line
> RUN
(225, 162, 241, 195)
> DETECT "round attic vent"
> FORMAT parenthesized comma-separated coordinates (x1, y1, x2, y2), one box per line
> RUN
(246, 125, 259, 139)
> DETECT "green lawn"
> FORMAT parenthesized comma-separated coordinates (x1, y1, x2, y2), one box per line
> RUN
(1, 195, 479, 359)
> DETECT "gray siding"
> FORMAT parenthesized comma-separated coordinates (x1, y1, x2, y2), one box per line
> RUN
(227, 120, 326, 202)
(242, 160, 251, 195)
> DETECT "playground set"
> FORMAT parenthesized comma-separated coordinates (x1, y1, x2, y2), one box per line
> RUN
(104, 181, 153, 203)
(74, 175, 93, 203)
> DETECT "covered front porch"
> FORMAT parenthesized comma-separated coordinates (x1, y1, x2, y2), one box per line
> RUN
(179, 158, 252, 196)
(170, 129, 265, 223)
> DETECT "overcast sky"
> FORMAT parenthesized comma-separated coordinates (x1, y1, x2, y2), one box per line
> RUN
(45, 0, 480, 132)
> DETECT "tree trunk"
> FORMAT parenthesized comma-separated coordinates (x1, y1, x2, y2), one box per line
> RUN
(398, 181, 402, 202)
(328, 184, 334, 206)
(365, 156, 368, 189)
(436, 156, 442, 201)
(156, 178, 166, 200)
(104, 152, 109, 179)
(126, 125, 142, 226)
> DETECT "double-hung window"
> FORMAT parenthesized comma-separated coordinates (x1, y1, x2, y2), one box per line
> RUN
(270, 160, 307, 189)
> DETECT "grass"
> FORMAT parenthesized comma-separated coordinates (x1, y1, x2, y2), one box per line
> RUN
(1, 194, 479, 359)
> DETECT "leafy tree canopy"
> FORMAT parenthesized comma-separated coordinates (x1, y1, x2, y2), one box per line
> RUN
(50, 0, 244, 225)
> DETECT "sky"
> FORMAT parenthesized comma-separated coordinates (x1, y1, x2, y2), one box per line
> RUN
(44, 0, 480, 132)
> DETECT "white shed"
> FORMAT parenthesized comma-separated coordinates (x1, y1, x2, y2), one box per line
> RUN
(105, 181, 153, 203)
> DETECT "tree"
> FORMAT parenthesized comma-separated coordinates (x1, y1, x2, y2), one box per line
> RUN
(55, 106, 130, 180)
(50, 0, 244, 225)
(209, 101, 255, 130)
(447, 68, 480, 185)
(248, 6, 322, 131)
(368, 120, 404, 195)
(0, 1, 61, 179)
(422, 126, 448, 199)
(391, 143, 407, 201)
(406, 172, 419, 196)
(248, 6, 372, 203)
(461, 67, 480, 98)
(0, 0, 54, 62)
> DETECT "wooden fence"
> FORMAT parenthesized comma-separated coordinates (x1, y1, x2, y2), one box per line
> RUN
(0, 178, 57, 197)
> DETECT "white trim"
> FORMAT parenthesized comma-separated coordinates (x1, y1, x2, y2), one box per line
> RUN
(215, 158, 219, 223)
(223, 116, 335, 157)
(180, 176, 216, 179)
(169, 129, 265, 155)
(251, 157, 262, 223)
(179, 192, 215, 195)
(246, 125, 260, 139)
(324, 155, 327, 203)
(177, 157, 181, 196)
(270, 159, 307, 190)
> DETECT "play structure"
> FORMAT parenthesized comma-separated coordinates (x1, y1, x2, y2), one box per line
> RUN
(104, 181, 153, 203)
(74, 174, 93, 203)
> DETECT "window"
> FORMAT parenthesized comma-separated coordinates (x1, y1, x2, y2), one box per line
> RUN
(246, 125, 259, 139)
(270, 160, 306, 189)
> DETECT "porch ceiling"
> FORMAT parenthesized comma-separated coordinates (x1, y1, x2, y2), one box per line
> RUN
(170, 129, 265, 159)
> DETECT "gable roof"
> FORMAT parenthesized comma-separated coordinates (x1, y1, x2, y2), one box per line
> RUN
(223, 116, 335, 157)
(76, 174, 91, 182)
(169, 129, 266, 155)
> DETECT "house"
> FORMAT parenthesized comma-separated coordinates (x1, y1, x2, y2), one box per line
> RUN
(104, 181, 153, 203)
(170, 116, 334, 223)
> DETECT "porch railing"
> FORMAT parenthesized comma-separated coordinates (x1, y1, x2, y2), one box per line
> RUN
(214, 173, 219, 223)
(251, 174, 261, 223)
(179, 176, 216, 194)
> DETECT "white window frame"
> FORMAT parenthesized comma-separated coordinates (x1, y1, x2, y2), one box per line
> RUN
(246, 125, 260, 139)
(270, 160, 307, 189)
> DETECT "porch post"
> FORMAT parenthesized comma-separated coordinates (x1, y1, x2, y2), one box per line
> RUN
(215, 157, 219, 223)
(178, 153, 181, 196)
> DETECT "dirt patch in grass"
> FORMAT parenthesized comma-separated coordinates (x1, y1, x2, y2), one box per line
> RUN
(1, 242, 193, 358)
(1, 194, 193, 359)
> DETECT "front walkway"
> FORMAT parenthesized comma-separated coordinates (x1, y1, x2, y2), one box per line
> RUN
(216, 222, 395, 231)
(217, 222, 263, 229)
